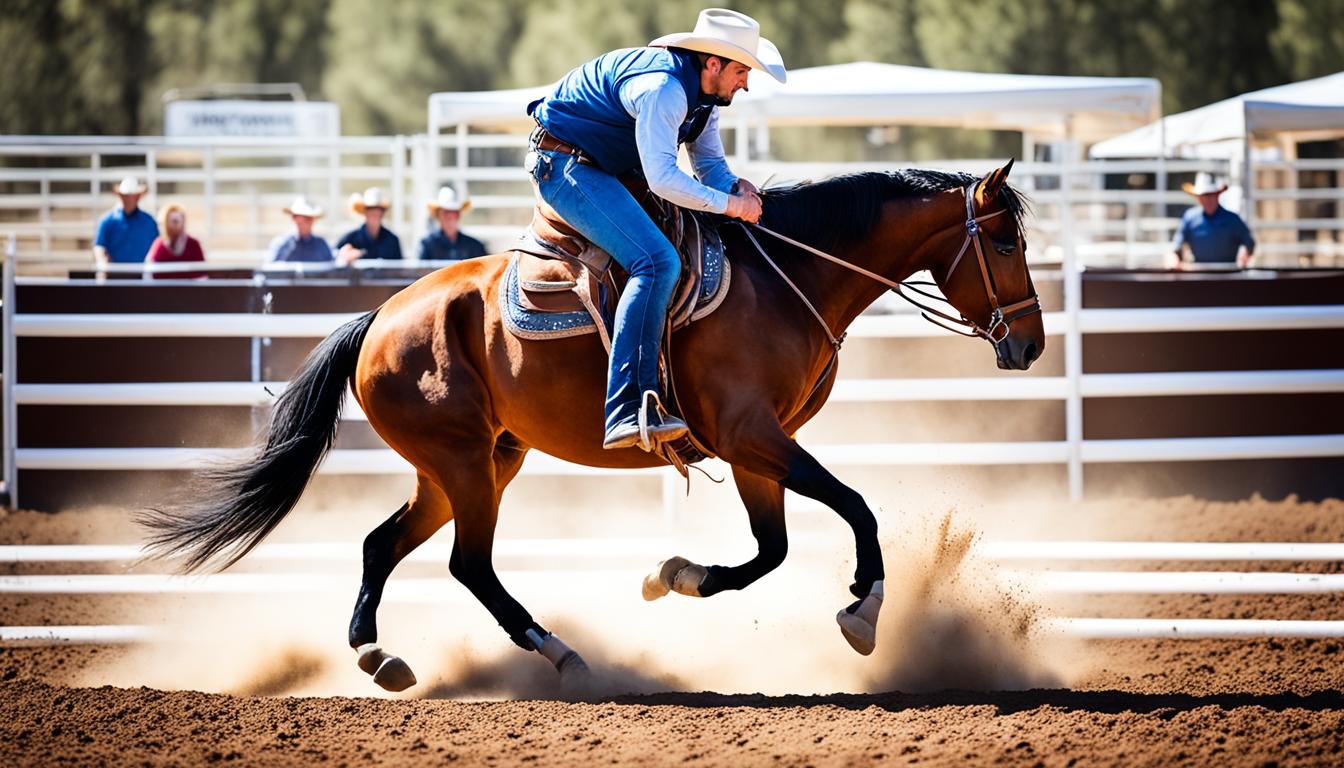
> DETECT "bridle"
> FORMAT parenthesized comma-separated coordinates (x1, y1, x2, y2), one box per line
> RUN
(895, 185, 1042, 343)
(740, 182, 1042, 348)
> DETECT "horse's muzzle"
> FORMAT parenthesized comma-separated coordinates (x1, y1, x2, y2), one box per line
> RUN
(995, 336, 1042, 370)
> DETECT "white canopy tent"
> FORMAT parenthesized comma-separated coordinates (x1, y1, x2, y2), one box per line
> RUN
(1089, 71, 1344, 159)
(725, 62, 1159, 141)
(428, 62, 1160, 150)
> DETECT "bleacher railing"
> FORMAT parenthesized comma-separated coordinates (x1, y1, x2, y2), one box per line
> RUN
(1, 135, 1339, 276)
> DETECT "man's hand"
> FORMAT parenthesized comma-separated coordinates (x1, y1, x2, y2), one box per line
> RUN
(734, 178, 760, 197)
(724, 190, 762, 224)
(1236, 246, 1251, 269)
(1164, 251, 1184, 271)
(337, 244, 363, 266)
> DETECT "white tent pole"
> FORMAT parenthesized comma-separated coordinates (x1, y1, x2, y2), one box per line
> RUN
(734, 113, 749, 164)
(1242, 102, 1255, 231)
(1061, 118, 1083, 501)
(3, 235, 16, 510)
(1157, 116, 1169, 247)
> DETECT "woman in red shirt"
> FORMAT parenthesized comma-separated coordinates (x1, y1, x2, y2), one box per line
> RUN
(146, 202, 206, 279)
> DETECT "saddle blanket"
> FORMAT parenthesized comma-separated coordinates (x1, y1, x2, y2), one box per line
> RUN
(499, 231, 731, 343)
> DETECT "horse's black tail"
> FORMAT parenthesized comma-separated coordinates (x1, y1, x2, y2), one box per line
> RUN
(138, 310, 379, 573)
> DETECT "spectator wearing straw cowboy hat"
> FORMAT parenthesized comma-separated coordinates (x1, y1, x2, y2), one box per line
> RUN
(1168, 172, 1256, 269)
(268, 196, 334, 263)
(418, 186, 487, 262)
(94, 176, 159, 267)
(525, 8, 784, 451)
(335, 187, 403, 265)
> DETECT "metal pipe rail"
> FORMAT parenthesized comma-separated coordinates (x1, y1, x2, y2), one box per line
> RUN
(12, 619, 1344, 645)
(7, 540, 1344, 565)
(14, 434, 1344, 472)
(24, 303, 1336, 338)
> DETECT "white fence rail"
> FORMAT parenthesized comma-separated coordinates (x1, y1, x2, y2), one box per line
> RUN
(7, 536, 1344, 644)
(3, 232, 1343, 507)
(1, 135, 1340, 273)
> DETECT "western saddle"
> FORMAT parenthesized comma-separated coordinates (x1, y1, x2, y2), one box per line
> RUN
(506, 174, 731, 471)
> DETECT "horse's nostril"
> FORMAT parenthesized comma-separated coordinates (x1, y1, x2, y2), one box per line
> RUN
(1021, 342, 1038, 367)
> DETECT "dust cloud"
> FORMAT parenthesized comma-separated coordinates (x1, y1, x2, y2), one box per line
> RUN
(36, 496, 1082, 701)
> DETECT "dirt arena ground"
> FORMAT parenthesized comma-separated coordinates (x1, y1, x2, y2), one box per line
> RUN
(2, 495, 1342, 766)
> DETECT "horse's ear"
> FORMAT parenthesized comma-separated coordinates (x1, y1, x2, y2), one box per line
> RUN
(974, 158, 1015, 208)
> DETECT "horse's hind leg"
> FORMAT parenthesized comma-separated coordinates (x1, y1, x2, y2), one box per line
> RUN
(348, 473, 451, 691)
(440, 438, 591, 684)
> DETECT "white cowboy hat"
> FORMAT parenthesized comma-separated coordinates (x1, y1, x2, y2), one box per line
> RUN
(115, 176, 147, 195)
(283, 196, 324, 218)
(1183, 172, 1228, 197)
(426, 186, 471, 214)
(649, 8, 787, 84)
(349, 187, 392, 215)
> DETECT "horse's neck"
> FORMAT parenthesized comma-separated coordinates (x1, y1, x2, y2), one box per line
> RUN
(790, 204, 948, 335)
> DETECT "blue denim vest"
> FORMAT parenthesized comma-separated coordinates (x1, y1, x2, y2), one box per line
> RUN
(530, 47, 716, 175)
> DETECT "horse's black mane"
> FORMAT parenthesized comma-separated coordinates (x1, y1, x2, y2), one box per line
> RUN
(758, 169, 1030, 252)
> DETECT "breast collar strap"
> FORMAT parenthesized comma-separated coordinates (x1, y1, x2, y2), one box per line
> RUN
(743, 184, 1041, 346)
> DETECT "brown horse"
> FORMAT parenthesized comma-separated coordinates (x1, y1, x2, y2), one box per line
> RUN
(141, 161, 1043, 691)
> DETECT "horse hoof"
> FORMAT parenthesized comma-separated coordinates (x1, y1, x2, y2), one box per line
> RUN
(836, 608, 877, 655)
(356, 643, 417, 691)
(556, 650, 592, 691)
(535, 632, 592, 693)
(836, 583, 884, 656)
(372, 656, 418, 692)
(642, 556, 706, 601)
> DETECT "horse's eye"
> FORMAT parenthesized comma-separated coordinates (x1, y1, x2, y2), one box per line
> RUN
(992, 238, 1016, 256)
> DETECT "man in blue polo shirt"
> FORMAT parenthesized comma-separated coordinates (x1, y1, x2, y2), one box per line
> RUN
(336, 187, 402, 265)
(268, 197, 334, 263)
(418, 187, 487, 261)
(1170, 173, 1256, 268)
(94, 176, 159, 267)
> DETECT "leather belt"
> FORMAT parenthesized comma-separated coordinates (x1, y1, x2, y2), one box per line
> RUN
(530, 126, 599, 168)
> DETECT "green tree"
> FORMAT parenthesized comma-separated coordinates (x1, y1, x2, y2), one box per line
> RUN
(323, 0, 523, 134)
(1271, 0, 1344, 83)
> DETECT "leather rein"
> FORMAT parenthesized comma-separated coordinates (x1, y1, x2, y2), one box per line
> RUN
(739, 184, 1042, 349)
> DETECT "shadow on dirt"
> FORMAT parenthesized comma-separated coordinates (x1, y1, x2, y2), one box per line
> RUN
(605, 688, 1344, 715)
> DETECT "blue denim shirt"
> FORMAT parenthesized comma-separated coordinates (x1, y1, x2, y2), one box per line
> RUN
(335, 224, 403, 260)
(1173, 205, 1255, 263)
(417, 230, 487, 261)
(94, 207, 159, 263)
(268, 232, 333, 263)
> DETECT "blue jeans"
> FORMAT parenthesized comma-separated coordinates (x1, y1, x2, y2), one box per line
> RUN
(528, 149, 681, 432)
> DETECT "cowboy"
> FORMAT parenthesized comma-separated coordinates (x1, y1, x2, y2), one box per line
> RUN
(418, 186, 487, 261)
(525, 8, 784, 451)
(94, 176, 160, 266)
(268, 197, 333, 263)
(1169, 172, 1256, 269)
(336, 187, 403, 265)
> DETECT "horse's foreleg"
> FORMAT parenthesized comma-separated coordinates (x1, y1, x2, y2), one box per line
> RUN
(642, 466, 786, 600)
(712, 425, 886, 655)
(778, 446, 885, 655)
(348, 473, 452, 691)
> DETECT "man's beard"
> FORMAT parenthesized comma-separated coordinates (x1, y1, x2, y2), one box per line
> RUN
(708, 90, 734, 107)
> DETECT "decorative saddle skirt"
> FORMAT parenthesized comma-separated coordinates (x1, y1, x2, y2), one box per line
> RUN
(500, 196, 732, 350)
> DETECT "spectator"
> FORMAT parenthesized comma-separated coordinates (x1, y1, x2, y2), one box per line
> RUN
(1168, 173, 1256, 269)
(418, 186, 487, 261)
(335, 187, 402, 265)
(94, 176, 159, 268)
(145, 203, 205, 279)
(268, 197, 333, 263)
